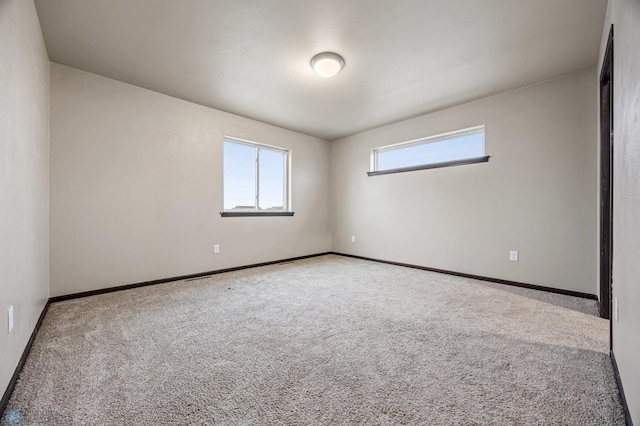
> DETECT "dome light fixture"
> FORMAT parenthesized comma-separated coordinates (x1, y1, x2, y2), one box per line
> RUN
(310, 52, 345, 78)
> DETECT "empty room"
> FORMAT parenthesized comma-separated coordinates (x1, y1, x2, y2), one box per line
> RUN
(1, 0, 639, 424)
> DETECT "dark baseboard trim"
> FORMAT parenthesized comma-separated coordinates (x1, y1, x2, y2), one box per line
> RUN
(1, 301, 50, 417)
(49, 252, 333, 304)
(331, 252, 597, 300)
(611, 350, 634, 426)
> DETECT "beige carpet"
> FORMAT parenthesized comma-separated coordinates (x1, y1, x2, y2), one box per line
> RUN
(3, 255, 625, 425)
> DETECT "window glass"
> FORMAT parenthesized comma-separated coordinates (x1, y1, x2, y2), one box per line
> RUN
(374, 127, 484, 172)
(224, 141, 256, 210)
(223, 139, 289, 212)
(258, 148, 286, 210)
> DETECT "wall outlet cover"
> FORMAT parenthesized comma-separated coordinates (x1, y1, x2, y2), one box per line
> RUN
(351, 236, 356, 243)
(509, 250, 519, 261)
(214, 244, 220, 254)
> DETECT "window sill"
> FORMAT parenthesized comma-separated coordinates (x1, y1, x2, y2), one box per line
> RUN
(220, 211, 295, 217)
(367, 155, 490, 177)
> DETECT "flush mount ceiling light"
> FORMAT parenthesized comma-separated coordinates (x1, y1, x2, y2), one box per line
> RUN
(310, 52, 345, 78)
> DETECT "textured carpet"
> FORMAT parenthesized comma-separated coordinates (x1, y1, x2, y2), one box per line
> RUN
(3, 255, 625, 425)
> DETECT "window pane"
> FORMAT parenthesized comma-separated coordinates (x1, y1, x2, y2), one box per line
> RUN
(258, 148, 285, 210)
(377, 131, 483, 171)
(224, 141, 256, 210)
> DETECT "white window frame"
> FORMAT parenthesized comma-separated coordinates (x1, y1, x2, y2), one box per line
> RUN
(369, 125, 488, 176)
(222, 136, 291, 215)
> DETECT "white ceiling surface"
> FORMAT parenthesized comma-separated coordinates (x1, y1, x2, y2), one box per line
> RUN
(34, 0, 607, 141)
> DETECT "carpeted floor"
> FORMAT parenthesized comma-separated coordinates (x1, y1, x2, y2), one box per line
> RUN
(3, 255, 625, 425)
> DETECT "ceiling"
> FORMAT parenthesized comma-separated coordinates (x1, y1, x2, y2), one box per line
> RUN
(34, 0, 608, 141)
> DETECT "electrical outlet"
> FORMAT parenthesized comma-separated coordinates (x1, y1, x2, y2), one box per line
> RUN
(213, 244, 220, 254)
(614, 297, 619, 322)
(509, 250, 519, 262)
(351, 235, 356, 243)
(8, 306, 13, 333)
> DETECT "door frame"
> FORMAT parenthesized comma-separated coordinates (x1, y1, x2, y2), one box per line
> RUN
(599, 25, 614, 329)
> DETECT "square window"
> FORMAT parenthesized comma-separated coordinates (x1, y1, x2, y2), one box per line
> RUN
(223, 138, 291, 216)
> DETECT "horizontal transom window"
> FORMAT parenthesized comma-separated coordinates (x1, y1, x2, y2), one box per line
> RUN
(369, 126, 488, 176)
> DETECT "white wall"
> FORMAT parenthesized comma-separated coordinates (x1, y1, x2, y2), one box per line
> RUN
(50, 64, 331, 297)
(331, 69, 597, 295)
(599, 0, 640, 423)
(0, 0, 50, 397)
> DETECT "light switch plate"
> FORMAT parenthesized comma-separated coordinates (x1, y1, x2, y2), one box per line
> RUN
(509, 251, 519, 262)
